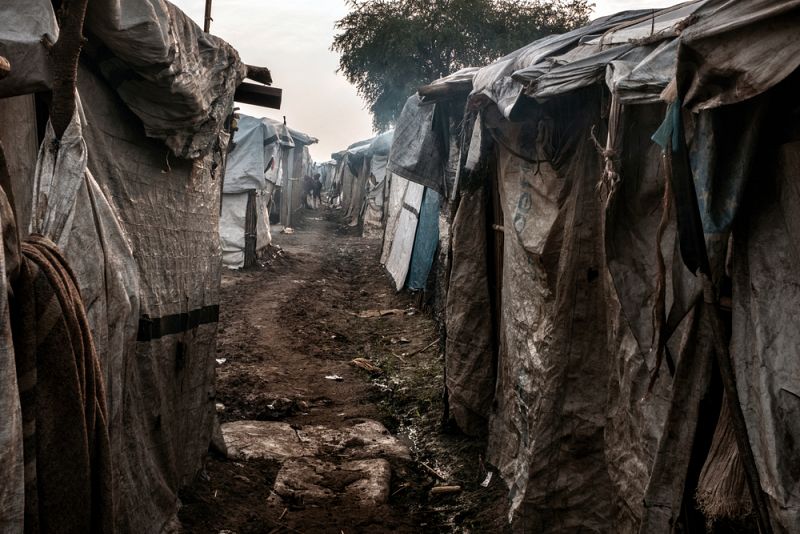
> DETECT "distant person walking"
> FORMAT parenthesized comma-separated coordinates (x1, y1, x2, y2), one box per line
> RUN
(312, 173, 323, 209)
(302, 175, 314, 209)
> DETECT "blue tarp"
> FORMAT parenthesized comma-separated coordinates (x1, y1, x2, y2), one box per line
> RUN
(406, 188, 440, 290)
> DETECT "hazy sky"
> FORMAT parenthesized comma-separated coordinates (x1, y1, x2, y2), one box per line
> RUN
(172, 0, 681, 161)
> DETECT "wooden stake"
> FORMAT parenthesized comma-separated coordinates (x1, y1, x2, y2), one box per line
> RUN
(204, 0, 213, 32)
(50, 0, 90, 139)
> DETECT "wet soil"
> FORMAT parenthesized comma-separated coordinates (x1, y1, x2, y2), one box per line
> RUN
(178, 207, 510, 533)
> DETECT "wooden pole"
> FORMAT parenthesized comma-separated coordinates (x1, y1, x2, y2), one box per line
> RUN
(50, 0, 90, 139)
(204, 0, 213, 33)
(243, 190, 257, 268)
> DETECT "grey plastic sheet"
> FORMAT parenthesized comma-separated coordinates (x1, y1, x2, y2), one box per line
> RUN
(0, 0, 58, 97)
(0, 188, 23, 534)
(86, 1, 246, 158)
(445, 187, 494, 437)
(77, 65, 226, 532)
(731, 140, 800, 533)
(387, 95, 445, 193)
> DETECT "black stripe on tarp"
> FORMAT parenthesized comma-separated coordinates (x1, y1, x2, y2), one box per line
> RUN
(137, 305, 220, 342)
(402, 202, 420, 218)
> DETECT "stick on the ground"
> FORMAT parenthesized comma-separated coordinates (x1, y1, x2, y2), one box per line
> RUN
(419, 461, 446, 480)
(404, 338, 439, 358)
(430, 485, 462, 495)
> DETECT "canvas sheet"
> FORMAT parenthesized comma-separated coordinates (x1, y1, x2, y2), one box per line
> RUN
(76, 65, 227, 533)
(225, 115, 282, 193)
(469, 10, 649, 119)
(381, 174, 409, 265)
(602, 103, 678, 532)
(445, 186, 495, 437)
(0, 187, 23, 532)
(220, 193, 248, 269)
(732, 140, 800, 533)
(677, 0, 800, 112)
(406, 189, 440, 290)
(388, 95, 445, 193)
(219, 188, 273, 269)
(0, 0, 58, 97)
(384, 181, 424, 291)
(485, 95, 614, 532)
(86, 0, 245, 158)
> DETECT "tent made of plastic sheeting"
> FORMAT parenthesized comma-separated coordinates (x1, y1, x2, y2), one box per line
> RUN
(420, 0, 800, 532)
(381, 70, 472, 298)
(272, 127, 317, 228)
(0, 0, 246, 158)
(0, 0, 245, 531)
(330, 131, 394, 237)
(221, 115, 293, 269)
(314, 160, 337, 191)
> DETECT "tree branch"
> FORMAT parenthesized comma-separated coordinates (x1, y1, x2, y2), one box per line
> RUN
(50, 0, 90, 140)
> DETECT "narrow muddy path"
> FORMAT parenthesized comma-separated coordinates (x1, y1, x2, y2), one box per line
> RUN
(179, 207, 509, 533)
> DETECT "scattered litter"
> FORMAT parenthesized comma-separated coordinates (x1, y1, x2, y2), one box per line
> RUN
(351, 358, 382, 374)
(481, 471, 494, 488)
(390, 337, 410, 345)
(215, 402, 226, 413)
(281, 227, 294, 234)
(325, 374, 344, 381)
(420, 461, 446, 480)
(215, 358, 227, 365)
(430, 485, 462, 495)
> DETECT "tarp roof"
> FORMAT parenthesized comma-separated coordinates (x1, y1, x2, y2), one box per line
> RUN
(288, 127, 318, 147)
(469, 0, 800, 115)
(333, 130, 394, 161)
(0, 0, 246, 159)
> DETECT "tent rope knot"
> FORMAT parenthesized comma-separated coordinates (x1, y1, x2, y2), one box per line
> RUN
(590, 124, 620, 195)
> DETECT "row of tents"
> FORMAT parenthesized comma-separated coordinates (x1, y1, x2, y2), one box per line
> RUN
(219, 114, 318, 269)
(0, 1, 300, 531)
(335, 1, 800, 532)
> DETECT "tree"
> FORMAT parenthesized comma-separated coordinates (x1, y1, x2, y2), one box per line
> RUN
(332, 0, 592, 130)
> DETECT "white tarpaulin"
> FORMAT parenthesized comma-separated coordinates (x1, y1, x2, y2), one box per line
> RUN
(384, 181, 424, 290)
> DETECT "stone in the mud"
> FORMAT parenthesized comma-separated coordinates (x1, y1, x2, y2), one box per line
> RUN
(298, 420, 411, 462)
(268, 458, 391, 507)
(221, 419, 411, 462)
(222, 421, 314, 460)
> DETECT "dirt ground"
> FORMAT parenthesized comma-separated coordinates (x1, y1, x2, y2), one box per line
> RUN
(179, 207, 510, 533)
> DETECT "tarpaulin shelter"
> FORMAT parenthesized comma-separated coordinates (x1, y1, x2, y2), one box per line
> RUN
(381, 68, 477, 293)
(314, 159, 337, 192)
(331, 131, 394, 237)
(220, 115, 293, 269)
(272, 126, 317, 228)
(386, 1, 800, 532)
(0, 0, 263, 531)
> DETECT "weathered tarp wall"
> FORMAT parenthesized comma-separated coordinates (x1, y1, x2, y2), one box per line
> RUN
(0, 0, 245, 531)
(220, 115, 287, 268)
(388, 2, 800, 532)
(79, 63, 230, 533)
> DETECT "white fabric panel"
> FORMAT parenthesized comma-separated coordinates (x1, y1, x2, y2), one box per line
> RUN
(384, 181, 424, 290)
(220, 192, 247, 269)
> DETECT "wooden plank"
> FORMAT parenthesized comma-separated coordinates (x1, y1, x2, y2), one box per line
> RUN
(244, 190, 257, 268)
(234, 83, 282, 110)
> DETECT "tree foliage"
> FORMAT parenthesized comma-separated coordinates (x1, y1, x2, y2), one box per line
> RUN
(332, 0, 592, 130)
